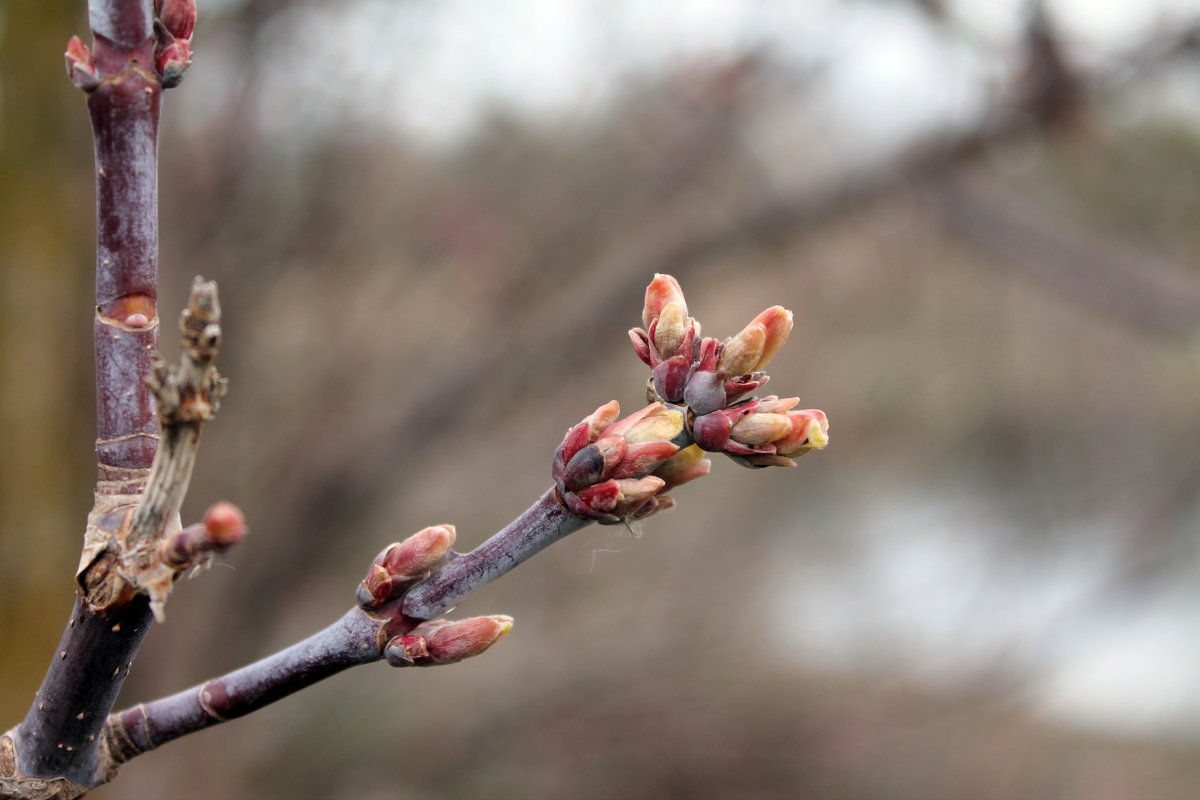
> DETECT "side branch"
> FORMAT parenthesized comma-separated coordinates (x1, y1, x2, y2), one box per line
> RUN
(98, 491, 586, 766)
(78, 278, 228, 622)
(402, 489, 587, 620)
(101, 608, 385, 769)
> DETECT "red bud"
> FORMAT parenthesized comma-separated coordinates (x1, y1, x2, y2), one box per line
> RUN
(65, 36, 99, 91)
(159, 0, 197, 40)
(203, 501, 245, 547)
(156, 38, 193, 87)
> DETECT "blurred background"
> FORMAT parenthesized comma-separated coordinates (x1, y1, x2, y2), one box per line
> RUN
(4, 0, 1200, 797)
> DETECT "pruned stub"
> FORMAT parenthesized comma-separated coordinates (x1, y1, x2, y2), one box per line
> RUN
(77, 466, 150, 614)
(78, 503, 138, 613)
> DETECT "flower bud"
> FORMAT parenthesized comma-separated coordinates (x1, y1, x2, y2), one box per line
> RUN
(65, 36, 100, 91)
(683, 370, 726, 417)
(775, 409, 829, 457)
(202, 501, 246, 547)
(357, 525, 456, 608)
(156, 38, 192, 87)
(721, 373, 770, 407)
(652, 301, 688, 360)
(691, 407, 732, 452)
(159, 0, 197, 40)
(560, 437, 625, 492)
(386, 616, 514, 667)
(651, 444, 711, 490)
(620, 404, 684, 444)
(730, 412, 792, 446)
(610, 476, 667, 518)
(557, 400, 621, 468)
(609, 440, 680, 480)
(629, 328, 654, 367)
(642, 273, 687, 329)
(751, 306, 793, 372)
(652, 355, 691, 402)
(565, 480, 621, 519)
(159, 503, 246, 570)
(717, 323, 765, 378)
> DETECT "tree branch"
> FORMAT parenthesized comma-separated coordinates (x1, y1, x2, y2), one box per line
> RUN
(0, 3, 215, 798)
(85, 278, 829, 779)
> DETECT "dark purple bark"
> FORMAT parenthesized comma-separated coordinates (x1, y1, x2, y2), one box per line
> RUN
(15, 596, 153, 786)
(403, 489, 588, 620)
(89, 4, 161, 470)
(104, 608, 385, 765)
(101, 492, 592, 758)
(8, 1, 164, 789)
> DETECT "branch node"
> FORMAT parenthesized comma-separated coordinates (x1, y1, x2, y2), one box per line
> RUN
(77, 279, 233, 619)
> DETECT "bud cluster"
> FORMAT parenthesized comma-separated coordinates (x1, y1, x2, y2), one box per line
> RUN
(629, 274, 828, 468)
(154, 0, 197, 87)
(553, 401, 711, 524)
(692, 396, 829, 468)
(357, 526, 514, 668)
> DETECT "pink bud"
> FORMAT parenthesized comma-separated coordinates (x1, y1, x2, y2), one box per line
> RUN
(619, 404, 684, 445)
(753, 396, 799, 414)
(750, 306, 793, 372)
(156, 38, 193, 87)
(652, 444, 711, 490)
(730, 412, 792, 446)
(721, 373, 769, 407)
(387, 617, 514, 666)
(159, 0, 197, 40)
(600, 403, 657, 440)
(357, 525, 455, 608)
(610, 476, 666, 517)
(572, 481, 622, 516)
(652, 355, 691, 402)
(775, 409, 829, 457)
(424, 615, 514, 664)
(629, 328, 654, 367)
(717, 323, 766, 377)
(683, 370, 726, 417)
(382, 525, 455, 576)
(691, 409, 732, 452)
(384, 633, 431, 667)
(65, 36, 100, 91)
(609, 440, 679, 479)
(203, 501, 245, 547)
(694, 337, 720, 372)
(652, 301, 688, 360)
(642, 274, 687, 329)
(556, 400, 624, 474)
(561, 437, 625, 491)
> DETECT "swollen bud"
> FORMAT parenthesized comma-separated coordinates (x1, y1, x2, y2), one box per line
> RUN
(385, 616, 514, 667)
(652, 301, 688, 360)
(357, 525, 456, 608)
(65, 36, 100, 91)
(202, 501, 246, 547)
(642, 273, 687, 330)
(156, 38, 193, 88)
(159, 0, 197, 40)
(652, 444, 711, 491)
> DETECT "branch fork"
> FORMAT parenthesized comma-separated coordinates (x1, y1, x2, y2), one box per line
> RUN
(77, 278, 231, 623)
